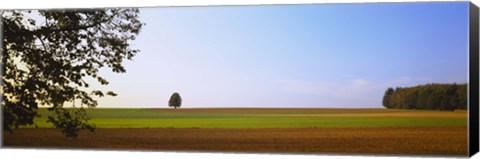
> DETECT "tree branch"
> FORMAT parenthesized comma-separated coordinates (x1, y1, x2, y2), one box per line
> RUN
(34, 10, 122, 36)
(36, 35, 49, 54)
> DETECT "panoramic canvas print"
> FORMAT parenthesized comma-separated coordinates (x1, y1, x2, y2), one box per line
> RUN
(1, 2, 471, 157)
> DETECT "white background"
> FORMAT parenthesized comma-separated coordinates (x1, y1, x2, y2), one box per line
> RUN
(1, 0, 479, 159)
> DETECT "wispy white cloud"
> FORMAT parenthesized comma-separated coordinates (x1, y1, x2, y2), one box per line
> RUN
(387, 76, 412, 85)
(351, 78, 369, 87)
(333, 78, 376, 99)
(340, 73, 355, 78)
(273, 79, 335, 94)
(273, 78, 380, 107)
(271, 76, 425, 107)
(383, 76, 435, 88)
(274, 78, 372, 94)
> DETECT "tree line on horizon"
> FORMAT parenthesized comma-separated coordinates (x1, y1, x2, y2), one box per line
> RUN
(382, 83, 467, 111)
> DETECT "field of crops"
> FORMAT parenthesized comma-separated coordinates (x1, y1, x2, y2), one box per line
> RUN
(29, 108, 467, 128)
(3, 108, 468, 156)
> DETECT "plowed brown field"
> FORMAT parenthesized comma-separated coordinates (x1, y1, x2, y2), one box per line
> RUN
(3, 127, 467, 156)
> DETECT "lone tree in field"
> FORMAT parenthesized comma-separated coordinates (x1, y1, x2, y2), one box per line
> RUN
(1, 9, 144, 138)
(168, 92, 182, 109)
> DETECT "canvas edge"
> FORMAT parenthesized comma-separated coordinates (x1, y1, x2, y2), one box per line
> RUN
(469, 1, 480, 157)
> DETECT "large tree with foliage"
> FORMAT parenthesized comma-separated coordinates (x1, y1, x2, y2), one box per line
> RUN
(1, 9, 144, 138)
(168, 92, 182, 109)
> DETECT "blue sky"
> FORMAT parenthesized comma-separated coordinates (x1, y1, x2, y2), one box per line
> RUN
(93, 2, 469, 108)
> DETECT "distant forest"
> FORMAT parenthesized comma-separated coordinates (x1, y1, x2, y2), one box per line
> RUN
(382, 83, 467, 111)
